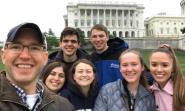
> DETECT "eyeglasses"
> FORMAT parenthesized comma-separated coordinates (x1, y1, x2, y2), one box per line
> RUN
(62, 40, 78, 44)
(5, 42, 46, 54)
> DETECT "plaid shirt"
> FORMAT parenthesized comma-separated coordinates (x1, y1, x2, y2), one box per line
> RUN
(12, 81, 44, 111)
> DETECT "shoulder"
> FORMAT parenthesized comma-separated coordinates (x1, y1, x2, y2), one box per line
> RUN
(60, 88, 72, 98)
(53, 94, 75, 110)
(52, 94, 71, 104)
(77, 48, 90, 59)
(60, 84, 82, 99)
(107, 37, 128, 50)
(44, 89, 75, 110)
(90, 52, 98, 61)
(100, 79, 122, 94)
(138, 84, 155, 100)
(48, 50, 60, 59)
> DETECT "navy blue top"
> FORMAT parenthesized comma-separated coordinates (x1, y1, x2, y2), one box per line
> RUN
(60, 83, 99, 110)
(91, 37, 128, 87)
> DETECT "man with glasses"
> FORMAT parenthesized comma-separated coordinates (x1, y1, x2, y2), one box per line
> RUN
(0, 22, 74, 111)
(48, 27, 89, 83)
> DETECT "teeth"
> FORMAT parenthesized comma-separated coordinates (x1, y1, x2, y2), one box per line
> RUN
(80, 77, 90, 80)
(80, 79, 90, 81)
(126, 73, 135, 76)
(17, 64, 31, 68)
(66, 49, 73, 51)
(51, 82, 59, 86)
(52, 83, 58, 85)
(156, 74, 163, 77)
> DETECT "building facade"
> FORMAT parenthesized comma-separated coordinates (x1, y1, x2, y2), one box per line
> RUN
(181, 0, 185, 15)
(64, 1, 145, 39)
(144, 13, 185, 38)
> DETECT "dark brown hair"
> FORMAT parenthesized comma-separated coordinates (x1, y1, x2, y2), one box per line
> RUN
(60, 27, 80, 43)
(41, 61, 66, 86)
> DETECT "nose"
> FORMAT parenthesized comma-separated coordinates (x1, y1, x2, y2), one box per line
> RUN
(81, 71, 87, 76)
(53, 74, 60, 80)
(66, 41, 73, 45)
(126, 65, 132, 72)
(67, 42, 72, 45)
(96, 37, 101, 41)
(156, 65, 163, 72)
(19, 47, 31, 59)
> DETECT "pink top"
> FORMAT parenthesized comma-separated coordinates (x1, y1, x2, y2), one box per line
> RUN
(150, 79, 173, 111)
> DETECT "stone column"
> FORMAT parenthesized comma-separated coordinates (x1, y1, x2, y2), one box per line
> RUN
(78, 9, 81, 27)
(97, 9, 100, 24)
(122, 10, 125, 28)
(116, 9, 118, 28)
(133, 10, 136, 28)
(128, 10, 130, 28)
(103, 9, 106, 25)
(85, 9, 87, 27)
(110, 9, 112, 27)
(91, 9, 93, 26)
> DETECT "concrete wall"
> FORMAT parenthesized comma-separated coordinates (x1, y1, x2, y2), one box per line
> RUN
(123, 37, 185, 50)
(82, 37, 185, 54)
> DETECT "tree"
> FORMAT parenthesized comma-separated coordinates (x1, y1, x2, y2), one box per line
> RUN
(48, 28, 55, 36)
(46, 37, 58, 50)
(181, 27, 185, 34)
(76, 28, 85, 46)
(109, 34, 114, 39)
(43, 28, 59, 50)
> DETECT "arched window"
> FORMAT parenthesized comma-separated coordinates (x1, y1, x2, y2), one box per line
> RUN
(87, 31, 90, 38)
(125, 31, 129, 38)
(131, 31, 135, 37)
(174, 27, 177, 34)
(113, 31, 117, 37)
(119, 31, 123, 37)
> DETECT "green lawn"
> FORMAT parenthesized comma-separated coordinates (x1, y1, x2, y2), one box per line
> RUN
(0, 49, 185, 75)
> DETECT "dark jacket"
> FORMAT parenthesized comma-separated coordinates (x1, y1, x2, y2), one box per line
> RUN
(48, 48, 90, 75)
(90, 37, 128, 87)
(60, 83, 99, 110)
(0, 73, 75, 111)
(93, 79, 156, 111)
(47, 48, 90, 88)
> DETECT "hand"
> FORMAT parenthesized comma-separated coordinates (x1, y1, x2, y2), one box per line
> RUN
(160, 44, 170, 48)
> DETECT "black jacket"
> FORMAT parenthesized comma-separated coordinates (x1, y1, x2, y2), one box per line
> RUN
(48, 48, 90, 75)
(91, 37, 128, 62)
(60, 83, 99, 110)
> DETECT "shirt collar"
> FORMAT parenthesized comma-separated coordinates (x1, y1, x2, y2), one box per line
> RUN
(151, 79, 173, 95)
(11, 80, 44, 110)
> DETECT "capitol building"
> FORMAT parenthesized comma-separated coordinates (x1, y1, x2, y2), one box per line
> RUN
(181, 0, 185, 15)
(63, 1, 145, 39)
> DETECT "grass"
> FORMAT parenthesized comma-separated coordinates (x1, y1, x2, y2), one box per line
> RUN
(0, 49, 184, 75)
(0, 62, 4, 71)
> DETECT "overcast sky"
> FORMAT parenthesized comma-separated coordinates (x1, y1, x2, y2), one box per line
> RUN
(0, 0, 182, 41)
